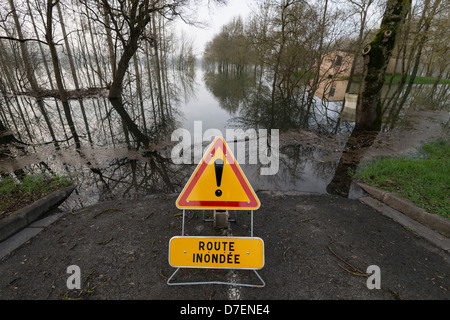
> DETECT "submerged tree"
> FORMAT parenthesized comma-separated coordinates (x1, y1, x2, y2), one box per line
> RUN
(77, 0, 224, 147)
(44, 0, 81, 148)
(83, 0, 214, 99)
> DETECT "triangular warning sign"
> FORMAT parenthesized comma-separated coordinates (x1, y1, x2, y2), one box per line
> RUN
(176, 136, 260, 210)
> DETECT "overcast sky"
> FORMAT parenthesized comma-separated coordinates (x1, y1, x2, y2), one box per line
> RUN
(174, 0, 254, 57)
(173, 0, 386, 58)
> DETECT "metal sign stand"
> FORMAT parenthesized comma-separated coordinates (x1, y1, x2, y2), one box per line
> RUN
(167, 209, 265, 287)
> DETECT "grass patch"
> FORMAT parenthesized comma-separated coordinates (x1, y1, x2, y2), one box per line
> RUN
(384, 74, 450, 85)
(0, 174, 72, 218)
(348, 74, 450, 85)
(356, 139, 449, 219)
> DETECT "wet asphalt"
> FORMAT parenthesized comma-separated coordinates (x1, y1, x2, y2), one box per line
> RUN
(0, 191, 448, 301)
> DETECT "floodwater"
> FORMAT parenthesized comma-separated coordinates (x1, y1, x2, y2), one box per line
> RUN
(0, 65, 448, 212)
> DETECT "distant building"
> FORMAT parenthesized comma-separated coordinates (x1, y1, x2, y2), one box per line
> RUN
(318, 50, 357, 79)
(314, 50, 358, 101)
(314, 50, 401, 101)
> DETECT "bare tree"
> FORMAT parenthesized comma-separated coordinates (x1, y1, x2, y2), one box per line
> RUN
(44, 0, 80, 148)
(343, 0, 379, 92)
(7, 0, 39, 92)
(82, 0, 190, 98)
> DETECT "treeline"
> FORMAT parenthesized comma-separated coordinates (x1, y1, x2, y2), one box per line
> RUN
(0, 0, 202, 149)
(203, 0, 449, 129)
(0, 0, 198, 96)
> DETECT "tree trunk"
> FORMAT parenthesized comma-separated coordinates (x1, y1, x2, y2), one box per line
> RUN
(57, 2, 92, 145)
(103, 5, 116, 77)
(327, 129, 378, 197)
(56, 2, 79, 90)
(84, 2, 104, 87)
(151, 12, 165, 122)
(395, 0, 441, 111)
(108, 33, 140, 98)
(45, 0, 80, 149)
(109, 97, 150, 147)
(355, 0, 411, 132)
(78, 9, 95, 86)
(0, 120, 15, 158)
(75, 16, 93, 87)
(271, 0, 292, 125)
(8, 0, 39, 93)
(27, 0, 55, 91)
(133, 54, 146, 130)
(145, 39, 158, 122)
(345, 0, 373, 94)
(0, 41, 18, 93)
(307, 0, 328, 107)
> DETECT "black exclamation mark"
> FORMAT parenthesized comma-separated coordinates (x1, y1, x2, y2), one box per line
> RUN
(214, 159, 224, 197)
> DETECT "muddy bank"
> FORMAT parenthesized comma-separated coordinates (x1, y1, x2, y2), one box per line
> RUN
(280, 109, 449, 161)
(16, 87, 109, 100)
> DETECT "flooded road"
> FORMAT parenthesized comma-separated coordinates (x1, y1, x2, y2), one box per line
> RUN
(0, 65, 448, 212)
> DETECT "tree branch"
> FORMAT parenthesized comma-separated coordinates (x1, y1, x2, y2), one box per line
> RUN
(0, 35, 52, 46)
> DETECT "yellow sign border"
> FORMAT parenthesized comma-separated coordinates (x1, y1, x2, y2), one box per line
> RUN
(168, 236, 265, 270)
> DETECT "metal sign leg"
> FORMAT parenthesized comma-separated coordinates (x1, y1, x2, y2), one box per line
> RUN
(167, 268, 265, 288)
(181, 210, 186, 236)
(251, 210, 254, 237)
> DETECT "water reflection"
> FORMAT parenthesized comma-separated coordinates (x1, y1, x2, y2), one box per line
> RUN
(202, 66, 352, 135)
(326, 129, 378, 197)
(0, 63, 448, 210)
(203, 67, 256, 114)
(202, 64, 449, 197)
(0, 58, 197, 210)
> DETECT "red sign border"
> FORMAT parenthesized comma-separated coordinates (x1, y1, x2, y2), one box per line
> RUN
(176, 137, 260, 210)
